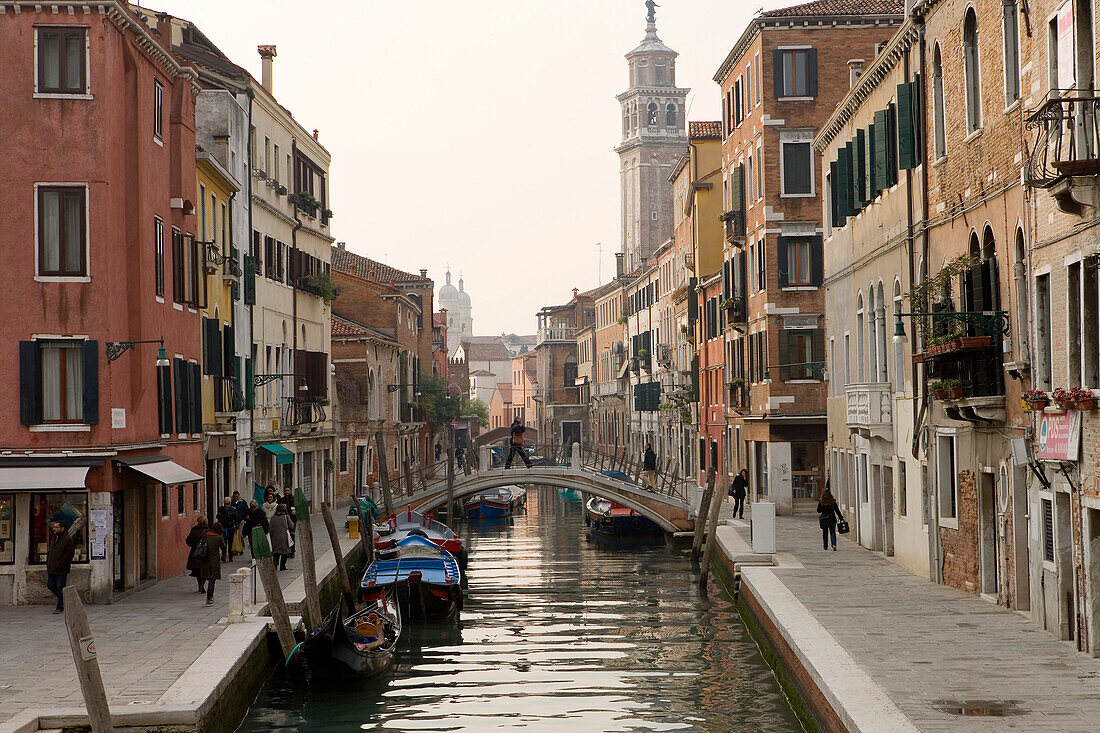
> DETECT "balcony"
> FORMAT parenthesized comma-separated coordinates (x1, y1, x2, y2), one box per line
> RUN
(721, 211, 746, 246)
(536, 326, 577, 345)
(845, 383, 892, 439)
(1026, 92, 1100, 214)
(283, 396, 327, 428)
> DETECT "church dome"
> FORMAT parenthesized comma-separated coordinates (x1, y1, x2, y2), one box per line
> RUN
(456, 278, 471, 307)
(438, 270, 460, 305)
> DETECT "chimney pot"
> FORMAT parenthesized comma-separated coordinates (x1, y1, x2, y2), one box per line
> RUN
(258, 45, 277, 93)
(313, 129, 319, 141)
(420, 269, 428, 277)
(337, 241, 345, 249)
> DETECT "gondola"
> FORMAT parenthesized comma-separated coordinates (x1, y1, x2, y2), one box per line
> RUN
(465, 485, 526, 520)
(360, 534, 463, 622)
(374, 508, 468, 569)
(585, 496, 661, 536)
(302, 594, 401, 677)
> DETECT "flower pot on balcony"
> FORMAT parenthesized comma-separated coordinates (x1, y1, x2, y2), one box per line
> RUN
(958, 336, 992, 350)
(933, 387, 963, 400)
(1022, 398, 1049, 412)
(1072, 397, 1097, 410)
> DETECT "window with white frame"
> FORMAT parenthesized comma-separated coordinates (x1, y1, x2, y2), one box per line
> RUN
(153, 79, 163, 139)
(963, 9, 982, 132)
(36, 26, 87, 95)
(37, 185, 87, 277)
(937, 433, 958, 521)
(932, 44, 946, 158)
(1002, 0, 1021, 105)
(780, 133, 814, 196)
(756, 140, 763, 199)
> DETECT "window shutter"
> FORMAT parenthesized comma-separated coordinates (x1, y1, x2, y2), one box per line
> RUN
(969, 262, 985, 319)
(873, 110, 888, 194)
(243, 255, 256, 304)
(190, 362, 202, 434)
(812, 328, 825, 364)
(885, 102, 898, 186)
(807, 48, 818, 97)
(157, 363, 173, 434)
(174, 358, 186, 434)
(897, 82, 915, 169)
(987, 257, 1001, 310)
(773, 49, 785, 97)
(850, 136, 863, 210)
(911, 76, 923, 160)
(778, 330, 790, 382)
(837, 149, 851, 219)
(19, 341, 41, 425)
(244, 357, 255, 410)
(82, 340, 99, 425)
(203, 318, 222, 376)
(865, 125, 878, 201)
(634, 384, 643, 412)
(777, 236, 789, 288)
(722, 260, 731, 301)
(811, 235, 824, 286)
(222, 324, 235, 378)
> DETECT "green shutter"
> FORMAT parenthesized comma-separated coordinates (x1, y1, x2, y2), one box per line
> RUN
(243, 254, 256, 305)
(874, 110, 888, 194)
(854, 131, 866, 208)
(830, 160, 844, 228)
(244, 357, 254, 410)
(885, 102, 898, 186)
(836, 148, 852, 219)
(865, 123, 878, 200)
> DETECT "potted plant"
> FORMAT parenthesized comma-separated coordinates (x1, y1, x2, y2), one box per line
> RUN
(929, 379, 963, 400)
(1051, 387, 1073, 410)
(617, 315, 628, 326)
(1022, 389, 1049, 411)
(1068, 386, 1096, 410)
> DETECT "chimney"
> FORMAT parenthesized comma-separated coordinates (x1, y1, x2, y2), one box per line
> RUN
(336, 241, 346, 250)
(313, 129, 319, 141)
(419, 269, 427, 278)
(847, 59, 865, 89)
(258, 45, 277, 93)
(615, 252, 625, 278)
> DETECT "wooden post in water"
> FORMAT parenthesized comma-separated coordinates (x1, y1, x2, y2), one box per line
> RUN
(251, 527, 296, 660)
(294, 489, 322, 630)
(445, 425, 456, 523)
(374, 430, 394, 515)
(699, 472, 728, 590)
(321, 503, 356, 613)
(692, 467, 717, 561)
(62, 586, 113, 733)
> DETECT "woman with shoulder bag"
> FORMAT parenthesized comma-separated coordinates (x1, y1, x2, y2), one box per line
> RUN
(269, 504, 293, 571)
(816, 488, 844, 551)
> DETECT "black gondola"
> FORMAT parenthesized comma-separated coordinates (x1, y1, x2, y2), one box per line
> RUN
(302, 595, 401, 677)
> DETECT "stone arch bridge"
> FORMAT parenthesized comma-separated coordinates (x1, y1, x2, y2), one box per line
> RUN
(375, 444, 695, 533)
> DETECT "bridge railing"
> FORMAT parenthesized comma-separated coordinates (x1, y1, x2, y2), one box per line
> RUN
(576, 445, 687, 504)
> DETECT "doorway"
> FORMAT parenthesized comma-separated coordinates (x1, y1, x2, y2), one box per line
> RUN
(882, 465, 895, 557)
(112, 491, 125, 592)
(870, 463, 884, 552)
(1011, 465, 1031, 610)
(979, 472, 1000, 597)
(562, 421, 581, 450)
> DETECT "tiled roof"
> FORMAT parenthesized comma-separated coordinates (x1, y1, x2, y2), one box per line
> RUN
(330, 246, 430, 284)
(331, 315, 396, 343)
(689, 121, 722, 139)
(469, 369, 495, 377)
(463, 340, 512, 363)
(761, 0, 904, 17)
(496, 383, 513, 402)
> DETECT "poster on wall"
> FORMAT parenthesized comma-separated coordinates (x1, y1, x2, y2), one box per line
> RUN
(90, 508, 109, 560)
(1037, 410, 1081, 461)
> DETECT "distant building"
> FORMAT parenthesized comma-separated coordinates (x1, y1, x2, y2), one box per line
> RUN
(454, 340, 513, 404)
(437, 270, 472, 353)
(489, 383, 514, 430)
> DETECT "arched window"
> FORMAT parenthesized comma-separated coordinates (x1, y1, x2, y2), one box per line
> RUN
(856, 293, 866, 382)
(866, 286, 878, 384)
(982, 225, 996, 261)
(932, 43, 946, 158)
(666, 103, 677, 126)
(893, 280, 905, 391)
(647, 103, 659, 126)
(1014, 228, 1028, 356)
(1003, 0, 1020, 104)
(876, 281, 888, 383)
(963, 9, 982, 132)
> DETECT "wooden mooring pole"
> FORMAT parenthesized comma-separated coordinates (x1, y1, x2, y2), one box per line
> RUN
(374, 430, 395, 516)
(446, 425, 456, 523)
(251, 527, 296, 661)
(321, 503, 356, 613)
(691, 467, 717, 562)
(699, 472, 728, 590)
(294, 489, 322, 630)
(62, 586, 114, 733)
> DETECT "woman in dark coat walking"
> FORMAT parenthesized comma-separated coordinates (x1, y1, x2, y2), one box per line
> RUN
(729, 469, 748, 519)
(199, 523, 225, 606)
(185, 516, 209, 592)
(242, 501, 270, 559)
(269, 504, 294, 571)
(816, 488, 844, 551)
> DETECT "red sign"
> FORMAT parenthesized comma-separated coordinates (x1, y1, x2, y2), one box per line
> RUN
(1037, 411, 1081, 461)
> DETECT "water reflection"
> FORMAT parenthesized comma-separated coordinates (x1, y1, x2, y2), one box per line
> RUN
(236, 487, 801, 732)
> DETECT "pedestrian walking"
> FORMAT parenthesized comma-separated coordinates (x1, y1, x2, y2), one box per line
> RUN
(243, 501, 269, 559)
(199, 523, 225, 607)
(216, 497, 237, 562)
(279, 486, 297, 557)
(642, 444, 658, 489)
(231, 490, 249, 522)
(185, 515, 210, 593)
(435, 441, 442, 461)
(262, 489, 279, 521)
(456, 445, 465, 470)
(816, 488, 844, 551)
(45, 521, 74, 614)
(730, 469, 748, 519)
(269, 505, 294, 571)
(504, 417, 531, 468)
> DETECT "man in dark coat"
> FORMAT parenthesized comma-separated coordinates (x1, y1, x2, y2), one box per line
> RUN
(504, 417, 531, 468)
(278, 486, 297, 557)
(46, 521, 75, 613)
(730, 469, 748, 519)
(185, 516, 209, 593)
(215, 497, 238, 562)
(642, 444, 658, 488)
(242, 501, 269, 559)
(199, 523, 225, 606)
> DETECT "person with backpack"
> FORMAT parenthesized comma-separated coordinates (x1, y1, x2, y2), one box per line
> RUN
(185, 516, 210, 593)
(199, 522, 226, 607)
(504, 417, 531, 469)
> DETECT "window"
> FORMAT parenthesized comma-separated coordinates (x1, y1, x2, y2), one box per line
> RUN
(856, 294, 866, 382)
(29, 492, 88, 565)
(1069, 260, 1082, 386)
(36, 26, 87, 94)
(273, 144, 280, 182)
(161, 485, 169, 519)
(153, 79, 163, 139)
(734, 78, 743, 125)
(37, 186, 86, 277)
(963, 9, 982, 132)
(1003, 0, 1020, 105)
(647, 102, 659, 126)
(172, 229, 202, 307)
(786, 238, 811, 285)
(154, 217, 165, 297)
(0, 496, 13, 564)
(563, 356, 578, 387)
(756, 237, 766, 291)
(192, 482, 199, 513)
(665, 103, 676, 126)
(1035, 273, 1053, 390)
(340, 440, 349, 473)
(775, 48, 817, 97)
(756, 141, 762, 199)
(938, 434, 958, 521)
(780, 329, 822, 380)
(755, 52, 762, 103)
(780, 138, 813, 195)
(199, 183, 207, 243)
(746, 153, 754, 209)
(177, 485, 185, 516)
(40, 340, 85, 422)
(893, 281, 904, 391)
(1042, 497, 1055, 562)
(778, 235, 821, 288)
(899, 460, 907, 517)
(932, 44, 946, 158)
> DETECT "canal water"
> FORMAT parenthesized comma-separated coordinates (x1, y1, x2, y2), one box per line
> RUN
(237, 487, 803, 732)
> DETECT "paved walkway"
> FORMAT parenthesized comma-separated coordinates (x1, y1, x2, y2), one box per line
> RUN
(730, 512, 1100, 732)
(0, 517, 345, 726)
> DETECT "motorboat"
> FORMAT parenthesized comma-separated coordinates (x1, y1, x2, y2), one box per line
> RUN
(585, 496, 660, 536)
(360, 534, 463, 622)
(374, 508, 467, 569)
(465, 485, 526, 520)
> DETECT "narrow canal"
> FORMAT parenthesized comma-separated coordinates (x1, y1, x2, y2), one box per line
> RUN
(237, 487, 803, 732)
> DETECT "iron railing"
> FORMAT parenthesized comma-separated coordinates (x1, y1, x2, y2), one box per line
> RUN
(283, 396, 327, 427)
(1025, 91, 1100, 187)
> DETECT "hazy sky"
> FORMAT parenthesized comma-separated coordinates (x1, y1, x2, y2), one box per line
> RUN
(148, 0, 787, 335)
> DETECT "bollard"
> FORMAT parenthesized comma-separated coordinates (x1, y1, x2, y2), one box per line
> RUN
(251, 527, 296, 660)
(228, 569, 247, 623)
(62, 586, 114, 732)
(294, 489, 323, 631)
(571, 442, 582, 471)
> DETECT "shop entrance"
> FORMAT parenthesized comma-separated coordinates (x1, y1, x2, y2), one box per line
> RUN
(979, 472, 999, 597)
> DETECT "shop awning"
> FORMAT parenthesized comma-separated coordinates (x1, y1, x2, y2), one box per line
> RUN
(259, 443, 295, 464)
(118, 458, 204, 485)
(0, 466, 90, 492)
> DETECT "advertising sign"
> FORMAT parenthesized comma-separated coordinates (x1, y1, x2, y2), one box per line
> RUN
(1037, 410, 1081, 461)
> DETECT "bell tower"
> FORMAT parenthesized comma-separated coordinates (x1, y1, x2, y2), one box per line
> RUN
(616, 2, 689, 272)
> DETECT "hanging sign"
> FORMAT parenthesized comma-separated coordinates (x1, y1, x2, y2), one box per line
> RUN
(1037, 410, 1081, 461)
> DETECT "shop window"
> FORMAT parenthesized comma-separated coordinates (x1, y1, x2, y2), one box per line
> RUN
(791, 442, 823, 500)
(0, 497, 13, 564)
(29, 492, 88, 565)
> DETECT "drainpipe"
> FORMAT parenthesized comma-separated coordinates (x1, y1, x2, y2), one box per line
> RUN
(291, 139, 303, 416)
(245, 86, 256, 493)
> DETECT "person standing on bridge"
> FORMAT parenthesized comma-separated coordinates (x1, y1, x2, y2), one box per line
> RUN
(504, 417, 531, 469)
(642, 444, 658, 488)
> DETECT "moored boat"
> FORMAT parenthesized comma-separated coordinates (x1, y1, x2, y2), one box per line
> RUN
(360, 534, 463, 622)
(302, 595, 401, 677)
(465, 485, 526, 520)
(585, 496, 661, 536)
(374, 508, 468, 569)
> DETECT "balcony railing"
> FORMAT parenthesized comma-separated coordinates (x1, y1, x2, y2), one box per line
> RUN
(845, 383, 892, 435)
(1026, 91, 1100, 188)
(722, 212, 746, 245)
(536, 326, 577, 345)
(284, 396, 327, 427)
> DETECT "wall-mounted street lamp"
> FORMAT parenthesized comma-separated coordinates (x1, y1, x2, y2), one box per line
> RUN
(893, 310, 1010, 344)
(387, 383, 420, 394)
(254, 374, 308, 391)
(106, 339, 170, 366)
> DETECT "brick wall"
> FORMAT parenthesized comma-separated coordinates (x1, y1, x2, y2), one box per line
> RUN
(941, 470, 981, 592)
